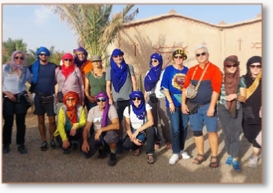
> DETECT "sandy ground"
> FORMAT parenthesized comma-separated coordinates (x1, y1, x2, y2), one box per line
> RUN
(2, 112, 263, 184)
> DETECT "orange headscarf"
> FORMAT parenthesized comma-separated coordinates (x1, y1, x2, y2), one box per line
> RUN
(63, 91, 79, 124)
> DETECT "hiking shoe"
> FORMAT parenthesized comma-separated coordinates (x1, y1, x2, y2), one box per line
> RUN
(97, 149, 106, 159)
(63, 149, 70, 154)
(50, 140, 56, 149)
(17, 145, 27, 154)
(40, 141, 48, 151)
(180, 150, 190, 159)
(232, 160, 241, 172)
(3, 144, 10, 154)
(108, 153, 117, 167)
(225, 156, 233, 166)
(169, 154, 180, 165)
(248, 155, 260, 168)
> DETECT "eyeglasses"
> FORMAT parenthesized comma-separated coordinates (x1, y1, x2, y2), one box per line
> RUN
(225, 64, 239, 68)
(64, 59, 73, 62)
(131, 97, 142, 101)
(151, 59, 158, 63)
(97, 98, 106, 102)
(112, 55, 123, 58)
(174, 55, 183, 59)
(14, 56, 24, 60)
(196, 52, 206, 57)
(66, 98, 75, 101)
(39, 54, 48, 57)
(250, 65, 262, 69)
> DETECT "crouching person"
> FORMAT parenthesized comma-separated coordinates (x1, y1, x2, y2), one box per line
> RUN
(54, 91, 86, 154)
(122, 91, 156, 164)
(81, 92, 120, 167)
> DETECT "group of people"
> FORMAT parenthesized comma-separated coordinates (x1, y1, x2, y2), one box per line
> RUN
(2, 44, 262, 171)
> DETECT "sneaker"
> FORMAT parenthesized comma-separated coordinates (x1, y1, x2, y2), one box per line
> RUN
(180, 150, 190, 159)
(232, 160, 241, 172)
(108, 153, 117, 167)
(169, 154, 180, 165)
(40, 141, 48, 151)
(225, 156, 233, 166)
(3, 144, 10, 154)
(97, 148, 106, 159)
(50, 140, 56, 149)
(17, 145, 27, 154)
(248, 155, 260, 168)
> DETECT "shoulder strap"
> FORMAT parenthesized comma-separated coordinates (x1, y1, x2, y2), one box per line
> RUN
(195, 63, 210, 90)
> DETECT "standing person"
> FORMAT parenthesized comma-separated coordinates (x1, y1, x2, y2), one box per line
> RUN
(242, 56, 262, 168)
(73, 46, 93, 107)
(218, 55, 246, 172)
(81, 92, 120, 167)
(54, 91, 86, 154)
(105, 48, 137, 153)
(85, 55, 106, 111)
(144, 52, 172, 150)
(161, 48, 190, 165)
(122, 91, 156, 164)
(29, 46, 57, 151)
(2, 50, 32, 154)
(55, 53, 84, 113)
(182, 44, 222, 168)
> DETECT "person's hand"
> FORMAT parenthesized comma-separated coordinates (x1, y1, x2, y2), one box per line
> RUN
(226, 94, 237, 102)
(62, 140, 70, 149)
(70, 128, 76, 136)
(132, 138, 142, 146)
(81, 141, 89, 153)
(5, 92, 16, 102)
(182, 105, 189, 114)
(89, 95, 96, 103)
(95, 130, 102, 141)
(169, 103, 175, 113)
(109, 98, 113, 105)
(131, 130, 139, 141)
(207, 106, 215, 117)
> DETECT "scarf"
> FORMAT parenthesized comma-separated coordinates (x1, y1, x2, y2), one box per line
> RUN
(144, 53, 163, 91)
(61, 53, 75, 78)
(96, 92, 109, 128)
(223, 55, 240, 118)
(129, 91, 146, 120)
(110, 49, 128, 93)
(31, 46, 51, 84)
(73, 47, 88, 68)
(63, 91, 79, 124)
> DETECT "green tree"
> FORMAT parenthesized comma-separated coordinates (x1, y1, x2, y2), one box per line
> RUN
(2, 38, 27, 64)
(46, 4, 139, 62)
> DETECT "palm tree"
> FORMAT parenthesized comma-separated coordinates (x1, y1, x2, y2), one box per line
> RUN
(2, 38, 27, 64)
(45, 4, 139, 61)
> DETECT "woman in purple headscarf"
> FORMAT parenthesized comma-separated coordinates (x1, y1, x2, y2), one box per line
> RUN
(122, 90, 156, 164)
(81, 92, 120, 167)
(144, 52, 172, 150)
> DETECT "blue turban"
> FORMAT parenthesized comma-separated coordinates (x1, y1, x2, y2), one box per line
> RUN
(36, 46, 50, 59)
(129, 91, 146, 120)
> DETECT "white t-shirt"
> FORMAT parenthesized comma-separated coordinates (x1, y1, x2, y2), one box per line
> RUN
(87, 105, 118, 132)
(123, 103, 152, 130)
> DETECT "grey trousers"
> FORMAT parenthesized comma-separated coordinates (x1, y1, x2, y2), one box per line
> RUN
(218, 104, 243, 158)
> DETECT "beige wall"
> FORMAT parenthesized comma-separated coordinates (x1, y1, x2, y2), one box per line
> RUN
(108, 13, 262, 89)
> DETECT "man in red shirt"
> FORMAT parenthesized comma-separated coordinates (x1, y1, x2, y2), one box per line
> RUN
(182, 44, 222, 168)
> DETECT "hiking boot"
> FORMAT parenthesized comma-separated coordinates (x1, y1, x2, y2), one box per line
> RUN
(17, 145, 27, 154)
(40, 141, 48, 151)
(50, 140, 56, 149)
(108, 153, 117, 167)
(3, 144, 10, 154)
(97, 148, 106, 159)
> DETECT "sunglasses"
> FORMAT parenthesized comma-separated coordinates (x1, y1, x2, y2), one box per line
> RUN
(151, 59, 158, 63)
(64, 59, 73, 62)
(250, 65, 262, 69)
(112, 55, 123, 58)
(14, 56, 24, 60)
(39, 54, 48, 57)
(66, 98, 75, 101)
(225, 64, 239, 68)
(131, 97, 142, 101)
(196, 52, 206, 57)
(97, 98, 106, 102)
(174, 55, 183, 59)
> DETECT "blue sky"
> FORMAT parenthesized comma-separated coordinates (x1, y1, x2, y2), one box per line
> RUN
(2, 3, 262, 53)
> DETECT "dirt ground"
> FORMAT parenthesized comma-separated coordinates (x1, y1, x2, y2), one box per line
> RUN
(1, 112, 263, 184)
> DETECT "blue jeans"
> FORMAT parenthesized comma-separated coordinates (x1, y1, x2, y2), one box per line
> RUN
(168, 107, 189, 154)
